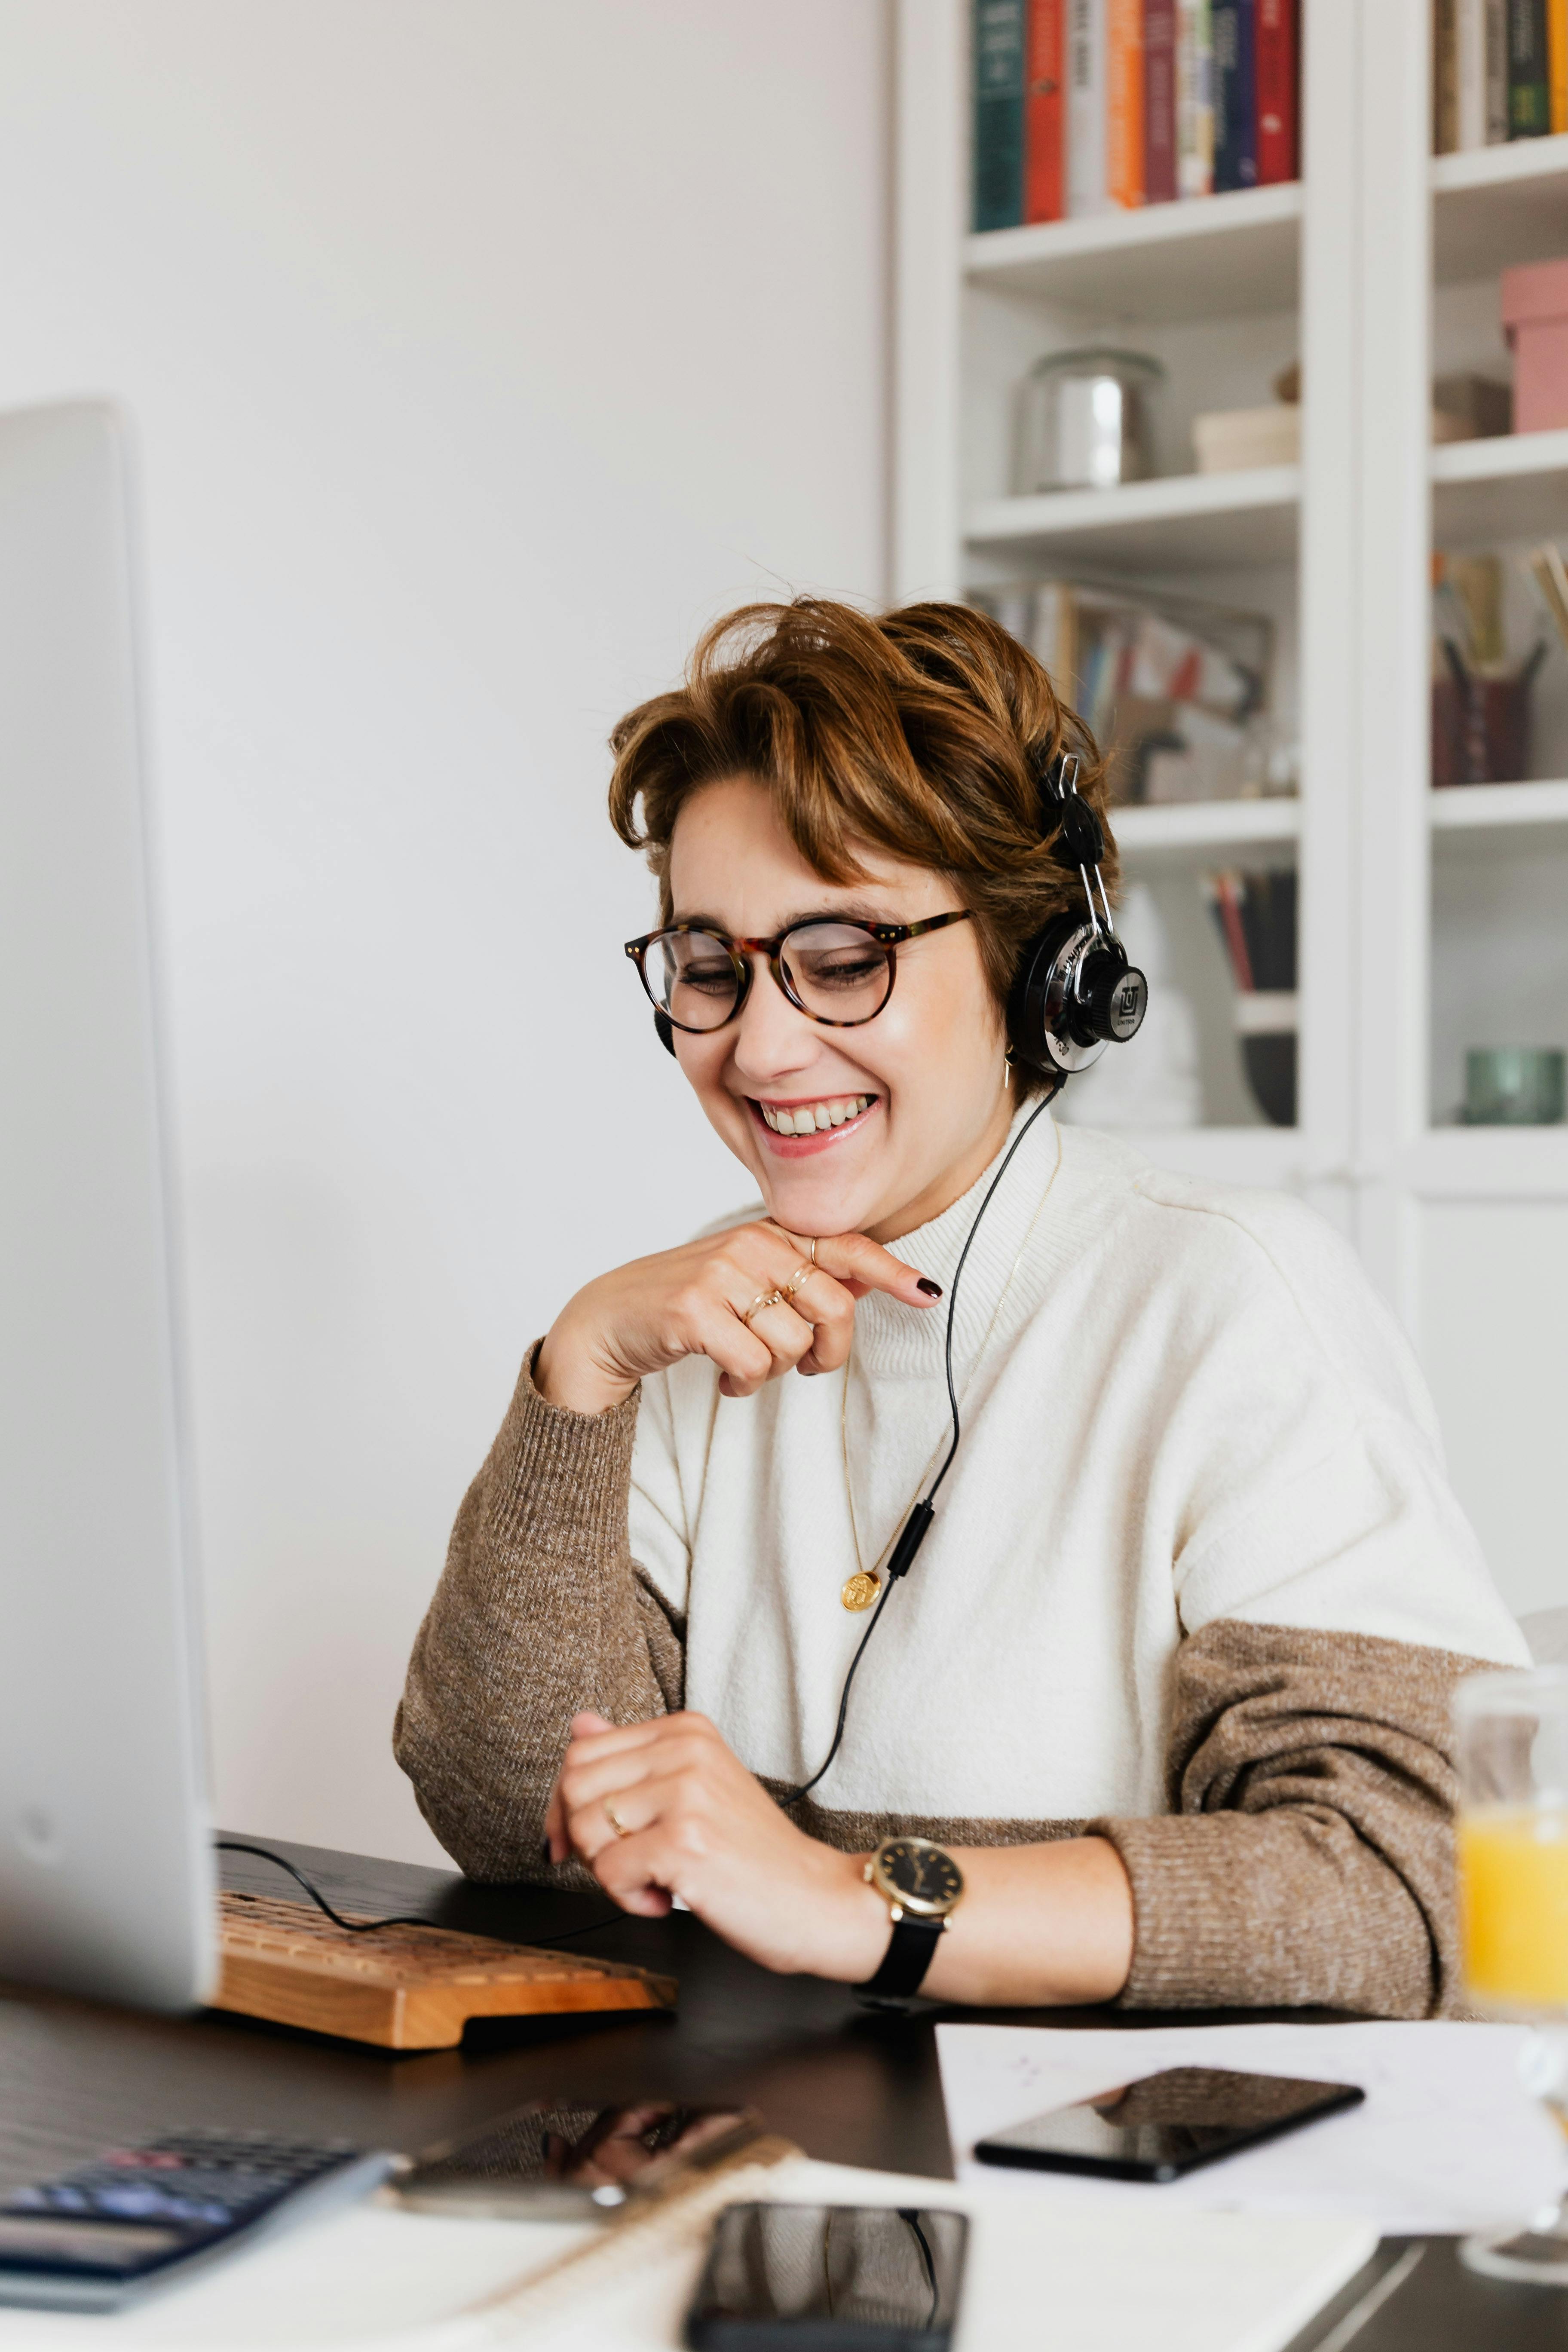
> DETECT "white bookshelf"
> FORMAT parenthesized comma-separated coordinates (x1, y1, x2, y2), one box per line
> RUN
(894, 0, 1568, 1612)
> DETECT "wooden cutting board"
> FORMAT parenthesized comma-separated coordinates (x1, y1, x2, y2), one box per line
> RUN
(214, 1891, 677, 2049)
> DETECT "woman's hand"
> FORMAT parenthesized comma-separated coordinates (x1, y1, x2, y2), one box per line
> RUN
(544, 1710, 890, 1982)
(534, 1224, 941, 1417)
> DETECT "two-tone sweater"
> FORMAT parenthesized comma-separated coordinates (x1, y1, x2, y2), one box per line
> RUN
(395, 1108, 1528, 2015)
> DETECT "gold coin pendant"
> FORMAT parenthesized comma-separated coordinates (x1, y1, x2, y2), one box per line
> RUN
(841, 1571, 881, 1613)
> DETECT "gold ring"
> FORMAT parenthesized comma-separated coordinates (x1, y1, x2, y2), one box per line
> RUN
(781, 1266, 812, 1302)
(603, 1798, 630, 1839)
(808, 1238, 818, 1268)
(742, 1288, 787, 1324)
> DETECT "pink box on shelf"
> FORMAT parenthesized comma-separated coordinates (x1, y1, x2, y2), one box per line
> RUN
(1501, 257, 1568, 434)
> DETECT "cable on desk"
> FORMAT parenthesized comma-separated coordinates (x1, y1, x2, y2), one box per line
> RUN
(214, 1840, 624, 1945)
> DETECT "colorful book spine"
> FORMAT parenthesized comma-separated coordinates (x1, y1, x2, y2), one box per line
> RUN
(1213, 0, 1257, 185)
(1176, 0, 1215, 196)
(1256, 0, 1297, 179)
(1145, 0, 1179, 200)
(974, 0, 1026, 230)
(1108, 0, 1147, 205)
(1025, 0, 1067, 221)
(1549, 0, 1568, 129)
(1456, 0, 1489, 145)
(1486, 0, 1511, 135)
(1434, 0, 1461, 151)
(1068, 0, 1111, 214)
(1509, 0, 1551, 134)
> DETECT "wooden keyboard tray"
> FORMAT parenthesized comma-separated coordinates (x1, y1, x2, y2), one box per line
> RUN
(214, 1891, 677, 2049)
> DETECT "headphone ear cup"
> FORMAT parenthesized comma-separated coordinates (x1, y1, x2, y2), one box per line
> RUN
(653, 1010, 677, 1058)
(1007, 914, 1085, 1075)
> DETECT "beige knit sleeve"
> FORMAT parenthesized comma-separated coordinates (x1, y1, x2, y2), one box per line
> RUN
(1092, 1621, 1488, 2018)
(392, 1347, 684, 1883)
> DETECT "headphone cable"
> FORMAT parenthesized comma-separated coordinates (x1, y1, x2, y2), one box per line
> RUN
(215, 1840, 623, 1944)
(780, 1088, 1056, 1806)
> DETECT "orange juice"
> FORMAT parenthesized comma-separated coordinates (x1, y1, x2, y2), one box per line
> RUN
(1459, 1806, 1568, 2011)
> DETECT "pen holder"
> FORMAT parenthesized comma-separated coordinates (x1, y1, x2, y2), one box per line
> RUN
(1432, 672, 1532, 787)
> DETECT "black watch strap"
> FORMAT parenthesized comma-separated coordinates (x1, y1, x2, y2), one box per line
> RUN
(854, 1914, 944, 2008)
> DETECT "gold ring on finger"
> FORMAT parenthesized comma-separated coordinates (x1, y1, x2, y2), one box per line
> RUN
(603, 1798, 630, 1839)
(741, 1288, 787, 1324)
(808, 1238, 818, 1267)
(781, 1265, 812, 1303)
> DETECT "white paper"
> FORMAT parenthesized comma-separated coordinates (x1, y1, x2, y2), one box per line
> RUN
(937, 2018, 1568, 2236)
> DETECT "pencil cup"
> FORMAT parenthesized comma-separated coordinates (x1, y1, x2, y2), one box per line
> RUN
(1431, 673, 1532, 787)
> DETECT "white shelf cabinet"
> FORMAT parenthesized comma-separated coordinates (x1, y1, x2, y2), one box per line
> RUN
(894, 0, 1568, 1613)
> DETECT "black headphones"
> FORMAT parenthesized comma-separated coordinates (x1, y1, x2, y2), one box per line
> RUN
(1006, 747, 1148, 1078)
(652, 744, 1148, 1081)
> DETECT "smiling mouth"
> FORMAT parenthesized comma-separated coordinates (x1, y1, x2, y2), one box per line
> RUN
(750, 1092, 876, 1138)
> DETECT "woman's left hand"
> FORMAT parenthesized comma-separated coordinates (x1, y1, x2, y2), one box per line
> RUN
(544, 1710, 888, 1982)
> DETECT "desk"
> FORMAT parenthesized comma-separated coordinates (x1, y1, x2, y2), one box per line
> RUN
(0, 1835, 1560, 2351)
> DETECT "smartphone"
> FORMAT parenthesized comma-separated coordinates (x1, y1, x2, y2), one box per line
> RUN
(974, 2065, 1364, 2184)
(394, 2097, 763, 2220)
(0, 2133, 393, 2312)
(685, 2202, 967, 2352)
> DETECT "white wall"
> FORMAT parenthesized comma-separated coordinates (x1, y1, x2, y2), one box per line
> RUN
(0, 1, 891, 1865)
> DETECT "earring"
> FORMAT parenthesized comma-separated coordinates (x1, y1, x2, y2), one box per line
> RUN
(1003, 1044, 1015, 1089)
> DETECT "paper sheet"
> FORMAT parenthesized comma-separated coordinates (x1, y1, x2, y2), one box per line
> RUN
(937, 2018, 1568, 2235)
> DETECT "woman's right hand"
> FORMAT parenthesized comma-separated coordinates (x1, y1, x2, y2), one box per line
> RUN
(533, 1222, 942, 1415)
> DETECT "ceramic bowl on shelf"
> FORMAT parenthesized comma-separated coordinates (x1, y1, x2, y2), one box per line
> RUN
(1462, 1048, 1566, 1126)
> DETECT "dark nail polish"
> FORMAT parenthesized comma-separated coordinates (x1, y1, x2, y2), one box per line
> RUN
(916, 1278, 942, 1298)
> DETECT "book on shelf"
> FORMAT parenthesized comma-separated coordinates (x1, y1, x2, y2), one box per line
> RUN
(974, 0, 1027, 231)
(1026, 0, 1067, 220)
(1107, 0, 1146, 207)
(1068, 0, 1111, 214)
(1256, 0, 1298, 181)
(1432, 0, 1548, 146)
(969, 577, 1282, 806)
(1509, 0, 1550, 137)
(1145, 0, 1179, 201)
(1176, 0, 1216, 196)
(1213, 0, 1258, 189)
(972, 0, 1297, 228)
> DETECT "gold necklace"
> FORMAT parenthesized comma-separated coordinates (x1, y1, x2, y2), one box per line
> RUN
(836, 1148, 1060, 1611)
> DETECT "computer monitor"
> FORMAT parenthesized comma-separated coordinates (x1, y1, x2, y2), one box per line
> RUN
(0, 401, 215, 2010)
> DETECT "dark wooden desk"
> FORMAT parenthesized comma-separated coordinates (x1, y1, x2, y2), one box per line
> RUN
(0, 1836, 1562, 2349)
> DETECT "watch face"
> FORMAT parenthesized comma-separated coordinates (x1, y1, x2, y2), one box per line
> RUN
(878, 1838, 964, 1916)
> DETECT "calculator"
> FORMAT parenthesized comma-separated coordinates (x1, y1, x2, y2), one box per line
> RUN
(0, 2130, 396, 2310)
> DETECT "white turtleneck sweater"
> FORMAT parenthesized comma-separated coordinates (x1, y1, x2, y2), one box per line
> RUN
(625, 1106, 1525, 1819)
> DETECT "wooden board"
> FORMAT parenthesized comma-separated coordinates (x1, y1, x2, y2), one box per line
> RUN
(213, 1892, 677, 2049)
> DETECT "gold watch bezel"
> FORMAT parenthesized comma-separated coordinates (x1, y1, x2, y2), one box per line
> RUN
(862, 1835, 965, 1923)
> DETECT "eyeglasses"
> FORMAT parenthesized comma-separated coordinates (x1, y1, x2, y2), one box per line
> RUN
(624, 911, 974, 1035)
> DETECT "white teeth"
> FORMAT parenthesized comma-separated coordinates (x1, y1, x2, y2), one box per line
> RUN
(760, 1094, 872, 1135)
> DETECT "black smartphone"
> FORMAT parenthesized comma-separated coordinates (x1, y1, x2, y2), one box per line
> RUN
(394, 2097, 763, 2220)
(685, 2202, 968, 2352)
(974, 2065, 1364, 2184)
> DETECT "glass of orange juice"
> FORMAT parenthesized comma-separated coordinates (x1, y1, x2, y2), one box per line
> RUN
(1456, 1665, 1568, 2282)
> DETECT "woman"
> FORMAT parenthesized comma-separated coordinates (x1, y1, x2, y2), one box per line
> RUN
(395, 598, 1525, 2016)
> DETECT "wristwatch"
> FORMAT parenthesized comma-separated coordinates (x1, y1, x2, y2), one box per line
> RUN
(854, 1836, 965, 2008)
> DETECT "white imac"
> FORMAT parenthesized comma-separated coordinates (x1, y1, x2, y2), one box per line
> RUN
(0, 401, 216, 2009)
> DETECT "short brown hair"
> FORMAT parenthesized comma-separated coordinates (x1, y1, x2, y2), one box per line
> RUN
(606, 597, 1116, 1089)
